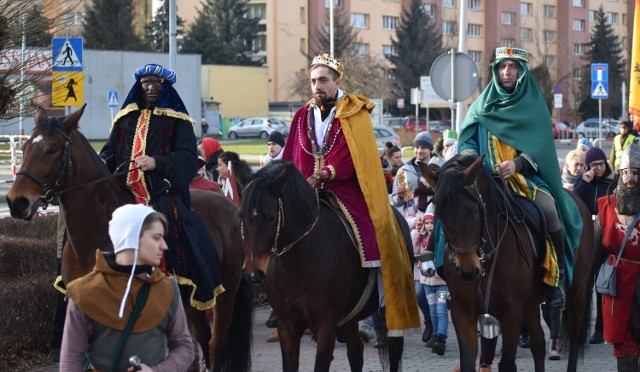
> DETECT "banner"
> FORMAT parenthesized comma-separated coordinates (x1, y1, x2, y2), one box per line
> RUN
(629, 0, 640, 129)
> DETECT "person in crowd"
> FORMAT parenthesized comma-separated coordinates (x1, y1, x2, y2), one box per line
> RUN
(391, 131, 433, 218)
(60, 204, 194, 371)
(200, 117, 209, 139)
(441, 129, 458, 160)
(562, 150, 586, 191)
(198, 137, 224, 180)
(595, 143, 640, 371)
(281, 53, 420, 337)
(217, 151, 253, 203)
(190, 156, 220, 191)
(573, 146, 617, 346)
(99, 63, 223, 313)
(421, 208, 449, 356)
(385, 145, 404, 176)
(610, 121, 637, 172)
(576, 138, 593, 156)
(265, 131, 286, 165)
(411, 211, 432, 346)
(458, 47, 583, 311)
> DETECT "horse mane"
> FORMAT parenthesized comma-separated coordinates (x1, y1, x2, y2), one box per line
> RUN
(434, 154, 497, 220)
(241, 161, 313, 218)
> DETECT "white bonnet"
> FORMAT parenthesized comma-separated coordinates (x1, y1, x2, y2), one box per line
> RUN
(109, 204, 155, 253)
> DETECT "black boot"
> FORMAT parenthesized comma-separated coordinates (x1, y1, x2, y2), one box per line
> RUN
(547, 229, 566, 309)
(265, 309, 277, 328)
(616, 356, 639, 372)
(422, 319, 433, 343)
(431, 334, 446, 356)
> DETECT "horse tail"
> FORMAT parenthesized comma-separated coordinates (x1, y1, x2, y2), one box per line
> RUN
(218, 273, 253, 372)
(562, 285, 592, 362)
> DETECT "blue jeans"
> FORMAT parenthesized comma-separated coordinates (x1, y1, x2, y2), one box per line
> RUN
(414, 281, 430, 322)
(425, 284, 449, 337)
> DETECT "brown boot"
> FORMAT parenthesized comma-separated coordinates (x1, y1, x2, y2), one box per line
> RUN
(267, 329, 279, 342)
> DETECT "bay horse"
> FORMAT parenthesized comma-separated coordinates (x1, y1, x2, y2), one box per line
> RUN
(5, 106, 252, 372)
(239, 161, 412, 372)
(419, 155, 594, 372)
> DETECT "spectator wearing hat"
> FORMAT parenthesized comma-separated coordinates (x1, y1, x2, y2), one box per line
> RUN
(576, 138, 593, 156)
(391, 131, 433, 214)
(610, 121, 637, 172)
(198, 137, 224, 180)
(265, 131, 286, 165)
(190, 156, 220, 191)
(60, 204, 194, 371)
(574, 147, 617, 215)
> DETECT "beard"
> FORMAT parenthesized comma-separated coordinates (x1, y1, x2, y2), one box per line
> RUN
(615, 181, 640, 215)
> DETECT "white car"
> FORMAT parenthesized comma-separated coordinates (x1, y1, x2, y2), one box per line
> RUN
(575, 118, 620, 138)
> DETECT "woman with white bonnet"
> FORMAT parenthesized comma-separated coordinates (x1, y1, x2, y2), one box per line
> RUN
(60, 204, 193, 372)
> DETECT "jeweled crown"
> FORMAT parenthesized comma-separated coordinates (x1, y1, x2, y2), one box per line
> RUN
(311, 54, 344, 78)
(495, 47, 528, 63)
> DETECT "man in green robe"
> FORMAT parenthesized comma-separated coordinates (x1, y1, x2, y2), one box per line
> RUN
(458, 47, 583, 307)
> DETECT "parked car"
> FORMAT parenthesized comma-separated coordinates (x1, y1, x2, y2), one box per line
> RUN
(552, 122, 575, 139)
(373, 126, 401, 148)
(227, 117, 289, 139)
(575, 118, 620, 138)
(427, 120, 452, 133)
(383, 117, 407, 128)
(403, 117, 428, 131)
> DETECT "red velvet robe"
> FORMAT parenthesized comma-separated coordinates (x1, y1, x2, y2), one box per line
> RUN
(597, 195, 640, 345)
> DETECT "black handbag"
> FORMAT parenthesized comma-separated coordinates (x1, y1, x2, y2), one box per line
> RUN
(595, 211, 640, 296)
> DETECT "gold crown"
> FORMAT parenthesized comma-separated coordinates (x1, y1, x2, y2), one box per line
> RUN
(495, 47, 528, 63)
(311, 54, 344, 78)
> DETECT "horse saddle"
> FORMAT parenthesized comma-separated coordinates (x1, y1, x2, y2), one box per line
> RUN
(492, 175, 547, 263)
(317, 190, 358, 250)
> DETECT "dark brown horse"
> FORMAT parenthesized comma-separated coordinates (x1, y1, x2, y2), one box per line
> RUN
(5, 106, 252, 372)
(240, 161, 412, 372)
(420, 155, 594, 372)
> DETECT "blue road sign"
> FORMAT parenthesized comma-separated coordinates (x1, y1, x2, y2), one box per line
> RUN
(591, 63, 608, 82)
(592, 81, 609, 99)
(108, 90, 119, 108)
(52, 37, 83, 72)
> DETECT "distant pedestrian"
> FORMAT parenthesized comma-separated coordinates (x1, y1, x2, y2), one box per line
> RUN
(610, 121, 637, 172)
(200, 118, 209, 139)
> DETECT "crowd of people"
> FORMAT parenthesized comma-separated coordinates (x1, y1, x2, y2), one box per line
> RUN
(50, 49, 640, 371)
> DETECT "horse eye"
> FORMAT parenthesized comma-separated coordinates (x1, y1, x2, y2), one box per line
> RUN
(46, 146, 57, 155)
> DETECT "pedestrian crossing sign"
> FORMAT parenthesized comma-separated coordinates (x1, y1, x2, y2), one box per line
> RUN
(52, 37, 83, 72)
(52, 71, 84, 107)
(108, 90, 119, 108)
(591, 81, 608, 99)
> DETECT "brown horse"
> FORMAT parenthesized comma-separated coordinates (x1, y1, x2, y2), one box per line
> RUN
(420, 155, 594, 372)
(240, 161, 412, 372)
(5, 106, 252, 372)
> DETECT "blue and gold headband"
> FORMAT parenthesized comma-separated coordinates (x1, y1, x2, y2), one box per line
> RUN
(134, 64, 177, 85)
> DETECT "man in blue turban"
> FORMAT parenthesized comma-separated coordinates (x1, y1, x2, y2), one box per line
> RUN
(100, 64, 223, 310)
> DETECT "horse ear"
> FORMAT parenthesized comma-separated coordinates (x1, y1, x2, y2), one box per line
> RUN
(268, 165, 289, 196)
(461, 155, 485, 185)
(61, 103, 87, 133)
(418, 161, 438, 187)
(34, 106, 48, 126)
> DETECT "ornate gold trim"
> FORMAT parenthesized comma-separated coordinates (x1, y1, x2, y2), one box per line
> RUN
(174, 274, 225, 310)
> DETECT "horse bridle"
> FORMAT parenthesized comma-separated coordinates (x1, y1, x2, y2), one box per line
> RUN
(16, 127, 140, 208)
(271, 191, 320, 256)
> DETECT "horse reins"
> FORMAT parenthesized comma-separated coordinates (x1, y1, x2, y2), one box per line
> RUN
(16, 127, 141, 208)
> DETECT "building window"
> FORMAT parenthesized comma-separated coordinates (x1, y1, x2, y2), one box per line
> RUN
(501, 12, 515, 25)
(500, 38, 515, 48)
(325, 0, 343, 8)
(572, 0, 584, 7)
(544, 55, 555, 68)
(589, 10, 596, 22)
(353, 43, 369, 56)
(572, 19, 585, 31)
(66, 11, 84, 25)
(351, 13, 369, 29)
(623, 14, 627, 26)
(468, 50, 482, 64)
(443, 0, 454, 8)
(382, 44, 397, 57)
(543, 30, 555, 43)
(300, 38, 306, 54)
(521, 2, 532, 16)
(468, 24, 481, 37)
(521, 28, 532, 41)
(247, 4, 266, 20)
(442, 21, 456, 35)
(573, 44, 584, 55)
(468, 0, 480, 10)
(382, 16, 400, 30)
(300, 7, 305, 24)
(543, 5, 555, 18)
(253, 35, 266, 52)
(606, 12, 618, 24)
(573, 67, 582, 80)
(422, 4, 435, 16)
